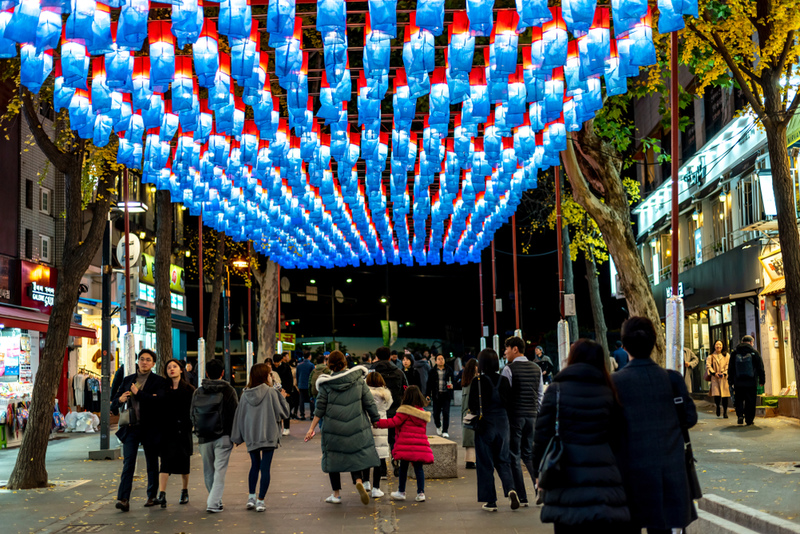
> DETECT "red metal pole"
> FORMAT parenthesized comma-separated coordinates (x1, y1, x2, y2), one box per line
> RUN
(479, 261, 485, 338)
(277, 265, 282, 336)
(247, 243, 252, 342)
(123, 169, 132, 331)
(512, 214, 520, 331)
(198, 210, 204, 338)
(491, 240, 498, 336)
(670, 31, 680, 297)
(556, 166, 565, 320)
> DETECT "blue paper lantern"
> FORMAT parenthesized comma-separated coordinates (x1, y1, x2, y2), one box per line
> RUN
(542, 8, 568, 70)
(515, 0, 551, 31)
(91, 57, 113, 114)
(562, 0, 596, 34)
(274, 18, 303, 81)
(415, 0, 444, 36)
(466, 0, 494, 37)
(61, 39, 90, 89)
(194, 20, 219, 88)
(231, 24, 259, 85)
(209, 53, 232, 111)
(403, 15, 435, 76)
(105, 45, 133, 91)
(142, 93, 164, 130)
(87, 3, 113, 55)
(611, 0, 648, 23)
(54, 65, 76, 111)
(171, 56, 195, 113)
(490, 10, 520, 76)
(218, 0, 252, 40)
(317, 0, 345, 32)
(627, 9, 656, 67)
(368, 0, 397, 37)
(116, 0, 149, 51)
(172, 0, 203, 49)
(132, 56, 153, 111)
(20, 46, 52, 94)
(148, 21, 175, 93)
(68, 89, 92, 131)
(0, 10, 16, 58)
(448, 12, 476, 77)
(267, 0, 295, 38)
(36, 6, 62, 52)
(92, 113, 114, 147)
(4, 0, 41, 45)
(603, 40, 628, 96)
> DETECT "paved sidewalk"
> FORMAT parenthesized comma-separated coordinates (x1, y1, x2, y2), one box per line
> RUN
(0, 409, 541, 534)
(691, 401, 800, 524)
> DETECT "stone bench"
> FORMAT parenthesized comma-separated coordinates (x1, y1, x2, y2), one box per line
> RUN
(409, 435, 458, 479)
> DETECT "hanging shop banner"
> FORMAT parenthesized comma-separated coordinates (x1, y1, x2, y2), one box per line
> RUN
(760, 249, 784, 282)
(381, 320, 398, 347)
(20, 261, 57, 313)
(276, 332, 296, 350)
(140, 254, 186, 293)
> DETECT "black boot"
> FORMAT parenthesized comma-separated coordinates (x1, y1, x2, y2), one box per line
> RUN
(156, 491, 167, 508)
(180, 489, 189, 504)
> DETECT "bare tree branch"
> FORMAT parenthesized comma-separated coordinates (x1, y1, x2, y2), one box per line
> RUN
(776, 29, 795, 77)
(19, 88, 71, 172)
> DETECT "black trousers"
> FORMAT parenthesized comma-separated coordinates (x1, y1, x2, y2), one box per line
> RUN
(432, 394, 450, 432)
(298, 388, 313, 418)
(329, 471, 365, 491)
(508, 415, 536, 502)
(352, 459, 385, 488)
(117, 428, 160, 501)
(734, 385, 758, 423)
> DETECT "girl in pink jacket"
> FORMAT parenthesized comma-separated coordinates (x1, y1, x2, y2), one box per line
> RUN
(375, 386, 434, 502)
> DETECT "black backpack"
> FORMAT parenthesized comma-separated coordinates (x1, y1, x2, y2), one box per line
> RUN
(192, 389, 225, 439)
(735, 351, 755, 378)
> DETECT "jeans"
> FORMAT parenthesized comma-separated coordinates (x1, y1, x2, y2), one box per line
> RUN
(508, 415, 536, 502)
(734, 385, 758, 424)
(117, 428, 160, 501)
(475, 424, 515, 503)
(432, 394, 450, 432)
(248, 448, 275, 499)
(298, 388, 313, 418)
(329, 471, 365, 491)
(398, 460, 425, 494)
(200, 435, 233, 508)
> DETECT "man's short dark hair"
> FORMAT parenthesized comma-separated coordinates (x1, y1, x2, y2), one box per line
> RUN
(137, 348, 157, 362)
(615, 340, 623, 348)
(742, 335, 754, 344)
(391, 350, 398, 356)
(504, 336, 525, 353)
(375, 346, 391, 360)
(281, 351, 289, 358)
(621, 316, 657, 359)
(273, 353, 283, 364)
(206, 359, 224, 380)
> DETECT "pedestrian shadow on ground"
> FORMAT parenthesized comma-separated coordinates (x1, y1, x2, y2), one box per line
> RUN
(718, 424, 774, 434)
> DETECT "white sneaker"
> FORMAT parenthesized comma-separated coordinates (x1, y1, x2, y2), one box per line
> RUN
(371, 487, 384, 498)
(436, 427, 442, 436)
(325, 494, 341, 504)
(390, 491, 406, 501)
(415, 492, 426, 502)
(442, 432, 449, 438)
(255, 500, 266, 512)
(282, 428, 290, 436)
(246, 495, 256, 509)
(363, 481, 371, 491)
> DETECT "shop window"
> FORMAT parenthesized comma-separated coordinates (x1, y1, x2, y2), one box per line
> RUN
(704, 85, 724, 142)
(40, 235, 51, 264)
(25, 228, 32, 258)
(25, 180, 33, 209)
(40, 187, 51, 215)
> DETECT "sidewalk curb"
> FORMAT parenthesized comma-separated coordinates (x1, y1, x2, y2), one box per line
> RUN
(697, 494, 800, 534)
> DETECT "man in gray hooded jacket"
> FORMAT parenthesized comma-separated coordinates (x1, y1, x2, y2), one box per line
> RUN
(191, 359, 238, 513)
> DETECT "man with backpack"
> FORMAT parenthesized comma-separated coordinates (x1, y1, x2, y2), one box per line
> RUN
(728, 335, 766, 426)
(191, 359, 239, 513)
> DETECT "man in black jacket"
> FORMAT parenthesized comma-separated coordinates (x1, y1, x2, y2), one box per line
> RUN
(112, 349, 167, 511)
(191, 359, 239, 513)
(426, 353, 455, 438)
(728, 335, 766, 426)
(501, 336, 542, 506)
(274, 352, 295, 435)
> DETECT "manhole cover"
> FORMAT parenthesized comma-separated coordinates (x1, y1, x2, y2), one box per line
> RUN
(752, 462, 800, 474)
(57, 526, 108, 533)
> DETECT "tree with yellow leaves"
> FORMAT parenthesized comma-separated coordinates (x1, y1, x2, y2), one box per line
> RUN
(683, 0, 800, 382)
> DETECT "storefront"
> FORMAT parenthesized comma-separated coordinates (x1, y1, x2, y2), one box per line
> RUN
(758, 248, 797, 395)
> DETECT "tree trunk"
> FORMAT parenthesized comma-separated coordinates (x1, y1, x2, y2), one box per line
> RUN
(7, 166, 112, 488)
(154, 190, 173, 372)
(205, 236, 225, 362)
(562, 125, 666, 365)
(253, 259, 279, 363)
(561, 219, 579, 342)
(763, 118, 800, 386)
(585, 249, 611, 370)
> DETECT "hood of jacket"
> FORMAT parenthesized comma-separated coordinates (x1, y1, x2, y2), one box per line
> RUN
(397, 404, 431, 422)
(733, 343, 756, 356)
(413, 359, 430, 371)
(369, 386, 393, 412)
(316, 365, 368, 392)
(200, 378, 232, 394)
(240, 383, 270, 406)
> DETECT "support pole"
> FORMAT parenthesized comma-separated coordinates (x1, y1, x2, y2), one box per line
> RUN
(666, 30, 685, 372)
(512, 213, 521, 338)
(277, 265, 282, 336)
(555, 166, 565, 320)
(331, 285, 336, 344)
(247, 242, 252, 342)
(479, 261, 485, 341)
(197, 210, 204, 376)
(100, 218, 112, 450)
(223, 268, 231, 383)
(491, 240, 498, 334)
(123, 169, 132, 333)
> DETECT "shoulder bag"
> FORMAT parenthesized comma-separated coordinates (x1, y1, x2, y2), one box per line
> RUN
(537, 383, 563, 490)
(462, 376, 482, 430)
(668, 371, 702, 500)
(118, 401, 133, 427)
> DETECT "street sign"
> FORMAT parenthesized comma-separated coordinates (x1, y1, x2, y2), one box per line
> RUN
(335, 289, 344, 303)
(276, 332, 296, 350)
(116, 235, 141, 268)
(564, 294, 576, 316)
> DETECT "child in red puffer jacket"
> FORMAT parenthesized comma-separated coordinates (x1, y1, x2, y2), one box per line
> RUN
(375, 386, 434, 502)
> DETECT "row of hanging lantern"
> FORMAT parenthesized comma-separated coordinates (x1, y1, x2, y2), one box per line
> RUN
(0, 0, 697, 268)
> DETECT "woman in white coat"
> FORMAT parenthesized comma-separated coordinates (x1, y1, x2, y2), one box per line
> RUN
(362, 372, 393, 498)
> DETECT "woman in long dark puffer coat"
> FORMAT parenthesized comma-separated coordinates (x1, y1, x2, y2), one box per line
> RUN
(533, 339, 630, 533)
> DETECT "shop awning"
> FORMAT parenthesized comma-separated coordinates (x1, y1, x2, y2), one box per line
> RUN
(0, 304, 97, 339)
(761, 278, 786, 296)
(706, 290, 760, 306)
(171, 313, 195, 333)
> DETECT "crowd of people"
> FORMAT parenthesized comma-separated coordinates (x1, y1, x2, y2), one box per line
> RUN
(107, 317, 766, 532)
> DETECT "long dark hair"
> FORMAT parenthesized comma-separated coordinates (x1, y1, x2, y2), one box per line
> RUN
(461, 358, 478, 387)
(477, 349, 499, 374)
(163, 358, 189, 387)
(401, 385, 428, 408)
(567, 339, 619, 404)
(247, 362, 272, 389)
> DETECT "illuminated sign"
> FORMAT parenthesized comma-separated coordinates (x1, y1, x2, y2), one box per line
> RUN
(760, 249, 784, 281)
(30, 282, 55, 307)
(140, 254, 186, 294)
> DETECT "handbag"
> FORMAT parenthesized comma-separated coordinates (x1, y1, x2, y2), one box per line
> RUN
(668, 371, 702, 500)
(537, 383, 563, 490)
(462, 376, 482, 430)
(118, 401, 137, 427)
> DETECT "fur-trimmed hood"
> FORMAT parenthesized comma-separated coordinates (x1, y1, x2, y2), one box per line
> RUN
(368, 386, 393, 413)
(397, 404, 431, 422)
(315, 365, 368, 392)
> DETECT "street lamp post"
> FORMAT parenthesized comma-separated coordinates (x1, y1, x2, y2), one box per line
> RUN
(223, 267, 231, 384)
(232, 257, 252, 379)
